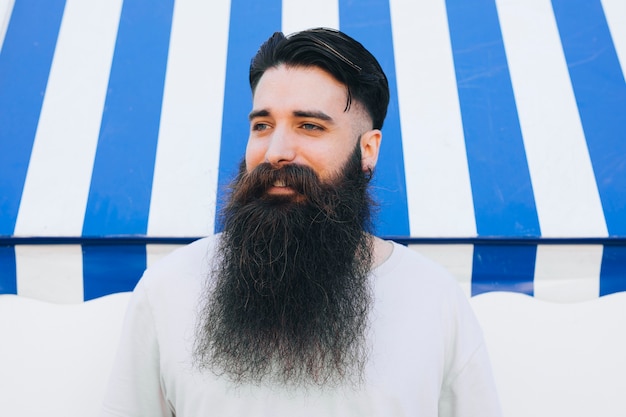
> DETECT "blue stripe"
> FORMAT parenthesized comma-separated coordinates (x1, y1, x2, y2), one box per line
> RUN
(0, 246, 17, 294)
(82, 0, 174, 296)
(0, 0, 66, 236)
(552, 0, 626, 237)
(83, 244, 146, 300)
(82, 0, 174, 236)
(471, 244, 536, 296)
(446, 0, 541, 237)
(214, 0, 282, 233)
(599, 246, 626, 296)
(339, 0, 410, 237)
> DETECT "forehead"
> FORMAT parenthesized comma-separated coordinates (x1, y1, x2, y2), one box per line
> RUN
(252, 65, 350, 116)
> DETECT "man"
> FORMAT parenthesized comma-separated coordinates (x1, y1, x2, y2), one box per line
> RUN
(101, 28, 502, 416)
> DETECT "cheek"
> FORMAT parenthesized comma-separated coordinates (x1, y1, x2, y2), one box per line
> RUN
(309, 147, 353, 180)
(245, 141, 265, 170)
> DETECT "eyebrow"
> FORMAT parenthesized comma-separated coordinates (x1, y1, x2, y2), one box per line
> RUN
(248, 109, 334, 122)
(248, 109, 269, 121)
(293, 110, 333, 122)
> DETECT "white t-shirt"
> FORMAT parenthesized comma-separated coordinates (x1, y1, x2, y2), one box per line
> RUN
(101, 235, 501, 416)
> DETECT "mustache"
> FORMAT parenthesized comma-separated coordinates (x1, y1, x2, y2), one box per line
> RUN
(229, 163, 329, 205)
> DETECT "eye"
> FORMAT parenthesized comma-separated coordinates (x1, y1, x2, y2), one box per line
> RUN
(301, 123, 323, 131)
(252, 122, 270, 132)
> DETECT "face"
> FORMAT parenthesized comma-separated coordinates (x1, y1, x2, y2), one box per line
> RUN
(246, 65, 381, 197)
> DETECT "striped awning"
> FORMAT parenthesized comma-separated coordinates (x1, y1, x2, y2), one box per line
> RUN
(1, 0, 625, 303)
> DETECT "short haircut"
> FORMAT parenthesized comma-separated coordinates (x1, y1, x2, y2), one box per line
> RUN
(249, 28, 390, 130)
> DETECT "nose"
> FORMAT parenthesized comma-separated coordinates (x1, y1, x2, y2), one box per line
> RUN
(264, 127, 297, 167)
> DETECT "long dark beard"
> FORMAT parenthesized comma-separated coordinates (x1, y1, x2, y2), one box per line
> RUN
(194, 146, 374, 387)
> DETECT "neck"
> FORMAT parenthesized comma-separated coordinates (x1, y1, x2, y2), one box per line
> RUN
(371, 236, 393, 269)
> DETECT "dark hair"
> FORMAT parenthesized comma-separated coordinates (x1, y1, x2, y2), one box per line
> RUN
(249, 28, 390, 130)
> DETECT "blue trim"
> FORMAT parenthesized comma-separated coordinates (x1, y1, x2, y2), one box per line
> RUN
(3, 238, 624, 298)
(82, 244, 146, 300)
(0, 246, 17, 294)
(391, 236, 626, 246)
(552, 0, 626, 237)
(600, 246, 626, 296)
(0, 0, 66, 235)
(446, 0, 541, 237)
(3, 236, 626, 246)
(214, 0, 282, 233)
(82, 0, 174, 237)
(339, 0, 410, 236)
(471, 244, 536, 296)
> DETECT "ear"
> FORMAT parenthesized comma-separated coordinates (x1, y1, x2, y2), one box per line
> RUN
(359, 129, 382, 172)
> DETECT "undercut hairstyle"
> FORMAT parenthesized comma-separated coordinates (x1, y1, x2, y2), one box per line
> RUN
(249, 28, 390, 130)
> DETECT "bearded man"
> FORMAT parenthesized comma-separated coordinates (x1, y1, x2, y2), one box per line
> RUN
(101, 28, 502, 417)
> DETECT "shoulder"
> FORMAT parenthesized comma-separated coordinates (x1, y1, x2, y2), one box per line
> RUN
(372, 241, 489, 365)
(145, 235, 218, 279)
(371, 241, 479, 336)
(149, 235, 219, 272)
(133, 235, 221, 306)
(373, 241, 461, 294)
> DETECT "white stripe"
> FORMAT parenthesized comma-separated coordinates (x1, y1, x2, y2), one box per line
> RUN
(282, 0, 339, 35)
(601, 0, 626, 74)
(0, 0, 13, 51)
(390, 0, 476, 237)
(13, 0, 122, 237)
(533, 245, 602, 302)
(15, 245, 84, 303)
(496, 0, 608, 238)
(147, 0, 229, 237)
(408, 244, 474, 299)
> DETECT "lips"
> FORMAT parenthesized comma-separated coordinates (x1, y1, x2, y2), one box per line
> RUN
(268, 180, 295, 195)
(266, 179, 304, 201)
